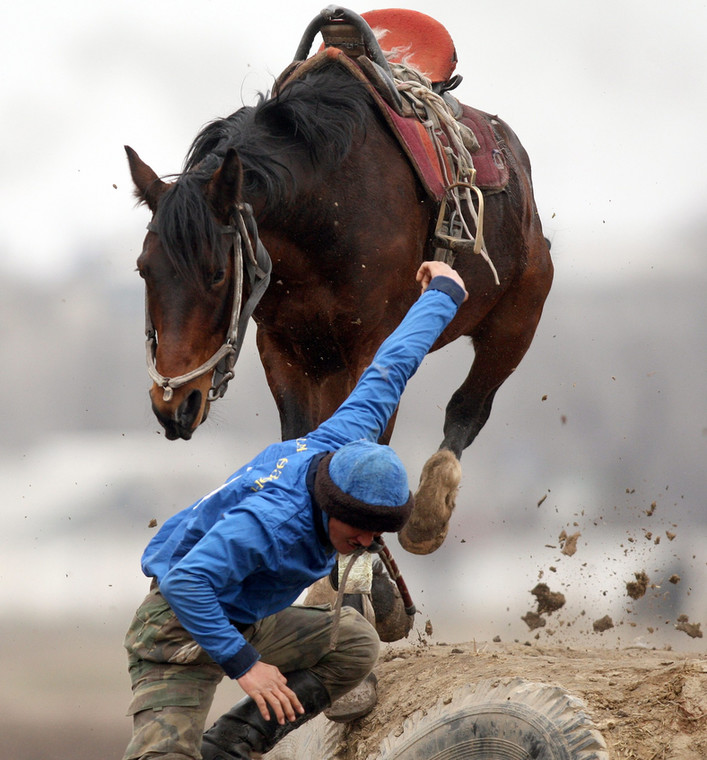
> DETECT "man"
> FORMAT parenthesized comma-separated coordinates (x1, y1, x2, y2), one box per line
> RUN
(122, 261, 467, 760)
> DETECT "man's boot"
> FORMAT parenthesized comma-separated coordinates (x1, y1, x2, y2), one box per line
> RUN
(200, 669, 330, 760)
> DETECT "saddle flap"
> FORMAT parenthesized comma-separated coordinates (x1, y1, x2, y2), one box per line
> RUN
(274, 48, 508, 196)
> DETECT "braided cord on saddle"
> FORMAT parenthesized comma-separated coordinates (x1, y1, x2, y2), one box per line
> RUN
(389, 62, 500, 285)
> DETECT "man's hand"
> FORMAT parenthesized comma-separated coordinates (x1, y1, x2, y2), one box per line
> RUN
(416, 261, 468, 302)
(237, 661, 305, 724)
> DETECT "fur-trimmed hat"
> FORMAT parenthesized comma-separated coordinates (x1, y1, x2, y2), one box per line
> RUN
(314, 441, 414, 533)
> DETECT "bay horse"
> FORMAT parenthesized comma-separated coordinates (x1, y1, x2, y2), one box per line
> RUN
(126, 11, 553, 555)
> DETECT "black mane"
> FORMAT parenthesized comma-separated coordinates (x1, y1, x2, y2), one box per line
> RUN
(156, 62, 372, 283)
(186, 62, 371, 210)
(155, 172, 222, 287)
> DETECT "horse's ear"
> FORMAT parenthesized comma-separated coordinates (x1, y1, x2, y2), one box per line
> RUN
(207, 148, 243, 221)
(125, 145, 167, 212)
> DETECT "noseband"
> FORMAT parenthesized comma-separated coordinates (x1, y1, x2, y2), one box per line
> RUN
(144, 202, 272, 403)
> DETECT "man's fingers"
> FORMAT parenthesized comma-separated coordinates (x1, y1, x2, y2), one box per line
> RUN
(255, 685, 305, 725)
(282, 683, 305, 717)
(271, 684, 304, 723)
(266, 690, 297, 724)
(415, 261, 468, 301)
(239, 662, 305, 724)
(253, 693, 273, 722)
(416, 262, 432, 287)
(267, 693, 287, 724)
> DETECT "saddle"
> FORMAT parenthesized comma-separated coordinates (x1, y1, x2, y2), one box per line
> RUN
(276, 7, 508, 275)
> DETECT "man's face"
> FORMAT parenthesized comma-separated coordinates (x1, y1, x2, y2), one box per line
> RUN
(328, 517, 378, 555)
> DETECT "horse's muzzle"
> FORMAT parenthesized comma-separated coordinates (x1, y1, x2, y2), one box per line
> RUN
(151, 388, 208, 440)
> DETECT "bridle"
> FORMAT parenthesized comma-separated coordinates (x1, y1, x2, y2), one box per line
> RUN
(144, 202, 272, 403)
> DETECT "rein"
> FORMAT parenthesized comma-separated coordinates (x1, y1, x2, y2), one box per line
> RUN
(144, 202, 272, 403)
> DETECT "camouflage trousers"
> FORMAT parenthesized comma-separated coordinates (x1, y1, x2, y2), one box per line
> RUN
(122, 581, 379, 760)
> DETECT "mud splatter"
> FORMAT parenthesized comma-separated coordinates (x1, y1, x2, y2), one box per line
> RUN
(531, 583, 566, 614)
(522, 611, 546, 631)
(592, 615, 614, 632)
(626, 570, 650, 600)
(675, 614, 703, 639)
(559, 529, 581, 557)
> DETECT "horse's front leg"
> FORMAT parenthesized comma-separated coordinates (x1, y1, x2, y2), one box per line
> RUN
(400, 250, 553, 555)
(398, 342, 520, 555)
(256, 330, 321, 440)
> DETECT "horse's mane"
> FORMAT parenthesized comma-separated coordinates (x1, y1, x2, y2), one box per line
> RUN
(155, 62, 371, 284)
(184, 63, 371, 203)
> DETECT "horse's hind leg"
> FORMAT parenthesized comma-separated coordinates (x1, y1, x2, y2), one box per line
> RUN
(400, 251, 553, 555)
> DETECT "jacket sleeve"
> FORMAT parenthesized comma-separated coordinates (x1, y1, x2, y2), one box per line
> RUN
(157, 510, 275, 679)
(309, 276, 464, 448)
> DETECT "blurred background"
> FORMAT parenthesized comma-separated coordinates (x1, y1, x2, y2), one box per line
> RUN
(1, 1, 705, 757)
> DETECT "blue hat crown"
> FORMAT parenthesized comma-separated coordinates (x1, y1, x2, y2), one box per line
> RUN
(328, 440, 409, 507)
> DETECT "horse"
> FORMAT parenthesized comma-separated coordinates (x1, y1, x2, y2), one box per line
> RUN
(125, 11, 553, 555)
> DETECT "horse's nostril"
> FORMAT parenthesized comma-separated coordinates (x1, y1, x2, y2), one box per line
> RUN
(178, 390, 203, 430)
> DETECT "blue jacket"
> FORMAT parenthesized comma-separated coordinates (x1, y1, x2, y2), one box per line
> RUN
(142, 276, 464, 678)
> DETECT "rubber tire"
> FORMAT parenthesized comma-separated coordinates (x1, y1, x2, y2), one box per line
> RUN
(261, 714, 344, 760)
(374, 678, 609, 760)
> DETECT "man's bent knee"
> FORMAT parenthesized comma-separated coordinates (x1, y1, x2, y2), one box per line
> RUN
(312, 608, 380, 700)
(335, 607, 380, 668)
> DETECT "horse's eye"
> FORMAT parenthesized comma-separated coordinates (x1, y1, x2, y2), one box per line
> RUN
(211, 269, 226, 287)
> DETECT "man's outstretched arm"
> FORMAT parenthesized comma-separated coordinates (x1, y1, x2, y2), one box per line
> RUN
(310, 261, 467, 448)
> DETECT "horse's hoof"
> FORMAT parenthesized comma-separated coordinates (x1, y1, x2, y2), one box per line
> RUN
(398, 450, 461, 555)
(399, 521, 450, 555)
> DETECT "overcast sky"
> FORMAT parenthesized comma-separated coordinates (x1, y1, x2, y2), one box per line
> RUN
(2, 0, 706, 284)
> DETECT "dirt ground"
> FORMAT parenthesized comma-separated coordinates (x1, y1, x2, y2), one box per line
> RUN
(336, 639, 707, 760)
(4, 622, 706, 760)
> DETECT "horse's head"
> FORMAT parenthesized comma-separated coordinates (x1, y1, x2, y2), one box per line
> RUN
(126, 146, 245, 440)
